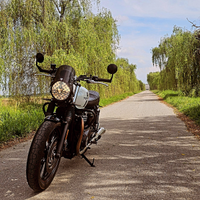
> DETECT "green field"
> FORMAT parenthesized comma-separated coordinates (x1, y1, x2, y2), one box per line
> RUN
(153, 90, 200, 125)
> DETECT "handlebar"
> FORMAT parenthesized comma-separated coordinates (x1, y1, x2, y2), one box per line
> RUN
(93, 77, 112, 83)
(36, 61, 114, 84)
(36, 62, 57, 74)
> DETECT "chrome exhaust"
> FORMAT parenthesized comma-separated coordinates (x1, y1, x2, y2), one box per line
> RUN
(91, 127, 106, 143)
(79, 127, 106, 155)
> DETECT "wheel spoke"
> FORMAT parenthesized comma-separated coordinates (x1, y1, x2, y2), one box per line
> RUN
(40, 159, 46, 178)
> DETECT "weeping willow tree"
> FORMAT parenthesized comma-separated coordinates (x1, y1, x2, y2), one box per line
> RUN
(0, 0, 143, 100)
(151, 26, 200, 95)
(147, 72, 160, 90)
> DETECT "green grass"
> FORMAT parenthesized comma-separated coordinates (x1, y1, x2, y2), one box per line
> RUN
(152, 90, 200, 125)
(0, 101, 44, 143)
(0, 91, 139, 144)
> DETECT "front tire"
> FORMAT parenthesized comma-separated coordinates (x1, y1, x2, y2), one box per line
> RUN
(26, 121, 61, 192)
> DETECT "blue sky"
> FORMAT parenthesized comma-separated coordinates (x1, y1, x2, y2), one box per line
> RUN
(94, 0, 200, 84)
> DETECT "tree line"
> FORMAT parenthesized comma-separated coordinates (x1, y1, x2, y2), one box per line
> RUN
(148, 26, 200, 96)
(0, 0, 144, 101)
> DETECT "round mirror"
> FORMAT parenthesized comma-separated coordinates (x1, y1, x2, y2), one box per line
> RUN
(107, 64, 118, 74)
(36, 53, 44, 63)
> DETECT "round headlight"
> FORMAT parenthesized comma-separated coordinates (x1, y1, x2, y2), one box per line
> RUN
(51, 81, 70, 100)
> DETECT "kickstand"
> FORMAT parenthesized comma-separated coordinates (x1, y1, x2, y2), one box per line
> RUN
(81, 154, 95, 167)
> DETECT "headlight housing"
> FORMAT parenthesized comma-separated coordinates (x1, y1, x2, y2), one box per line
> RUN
(51, 81, 70, 101)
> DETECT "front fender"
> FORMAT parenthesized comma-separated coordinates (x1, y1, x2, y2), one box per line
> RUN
(45, 115, 61, 123)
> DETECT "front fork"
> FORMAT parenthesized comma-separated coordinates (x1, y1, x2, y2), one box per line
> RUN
(44, 101, 74, 159)
(56, 106, 74, 158)
(56, 122, 70, 158)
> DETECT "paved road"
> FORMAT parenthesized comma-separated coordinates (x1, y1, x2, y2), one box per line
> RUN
(1, 91, 200, 200)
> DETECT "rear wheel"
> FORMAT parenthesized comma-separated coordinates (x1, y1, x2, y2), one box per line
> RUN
(26, 121, 61, 192)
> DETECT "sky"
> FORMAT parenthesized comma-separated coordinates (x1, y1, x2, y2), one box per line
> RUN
(94, 0, 200, 84)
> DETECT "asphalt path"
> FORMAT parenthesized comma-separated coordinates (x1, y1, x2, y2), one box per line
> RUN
(1, 91, 200, 199)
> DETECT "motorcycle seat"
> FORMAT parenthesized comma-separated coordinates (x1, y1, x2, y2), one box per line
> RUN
(86, 90, 100, 108)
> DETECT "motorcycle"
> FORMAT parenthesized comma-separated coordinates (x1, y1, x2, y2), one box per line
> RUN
(26, 53, 117, 192)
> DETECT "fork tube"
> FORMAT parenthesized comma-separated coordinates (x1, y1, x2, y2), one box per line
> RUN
(56, 122, 69, 158)
(56, 107, 73, 158)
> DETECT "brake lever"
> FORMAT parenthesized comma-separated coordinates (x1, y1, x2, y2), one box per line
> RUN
(35, 74, 55, 78)
(87, 79, 108, 87)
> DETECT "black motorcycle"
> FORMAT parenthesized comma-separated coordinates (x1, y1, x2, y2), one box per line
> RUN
(26, 53, 117, 192)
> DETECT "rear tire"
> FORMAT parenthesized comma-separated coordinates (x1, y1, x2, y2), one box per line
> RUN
(26, 121, 61, 192)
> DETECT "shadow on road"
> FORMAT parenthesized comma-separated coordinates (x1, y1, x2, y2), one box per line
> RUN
(1, 112, 200, 199)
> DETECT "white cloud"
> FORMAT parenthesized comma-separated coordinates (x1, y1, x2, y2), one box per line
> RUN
(136, 66, 160, 83)
(115, 15, 129, 25)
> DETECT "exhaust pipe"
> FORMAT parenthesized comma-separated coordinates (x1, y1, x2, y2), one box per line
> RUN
(91, 127, 106, 143)
(79, 127, 106, 155)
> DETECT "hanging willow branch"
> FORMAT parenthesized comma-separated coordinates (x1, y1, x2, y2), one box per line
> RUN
(0, 0, 143, 99)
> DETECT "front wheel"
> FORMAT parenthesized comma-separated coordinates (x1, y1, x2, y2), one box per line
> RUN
(26, 121, 61, 192)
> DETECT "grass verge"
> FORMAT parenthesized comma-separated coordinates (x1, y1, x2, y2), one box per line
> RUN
(152, 90, 200, 125)
(0, 101, 44, 145)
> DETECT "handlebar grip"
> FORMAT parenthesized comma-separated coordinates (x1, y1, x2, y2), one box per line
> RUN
(92, 75, 113, 83)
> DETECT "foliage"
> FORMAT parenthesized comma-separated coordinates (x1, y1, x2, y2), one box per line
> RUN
(147, 72, 160, 90)
(0, 100, 43, 143)
(138, 80, 145, 91)
(153, 90, 200, 125)
(0, 0, 144, 99)
(151, 26, 200, 95)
